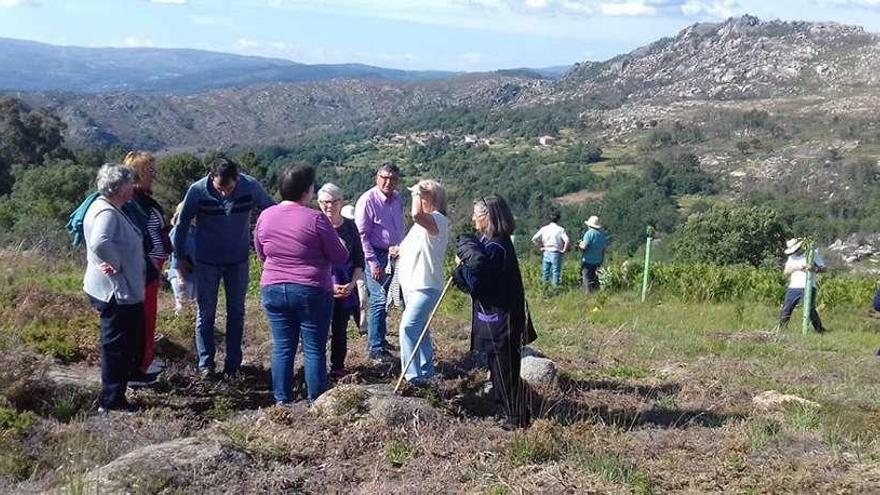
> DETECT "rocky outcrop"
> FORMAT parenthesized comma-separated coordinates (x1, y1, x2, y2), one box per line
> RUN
(66, 435, 233, 495)
(828, 233, 880, 265)
(556, 16, 880, 103)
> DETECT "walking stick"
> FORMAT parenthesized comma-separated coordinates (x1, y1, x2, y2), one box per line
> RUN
(394, 276, 454, 393)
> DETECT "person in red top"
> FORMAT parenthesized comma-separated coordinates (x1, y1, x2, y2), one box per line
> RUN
(123, 151, 171, 383)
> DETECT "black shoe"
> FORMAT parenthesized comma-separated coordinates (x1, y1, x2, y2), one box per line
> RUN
(369, 349, 395, 364)
(128, 371, 159, 388)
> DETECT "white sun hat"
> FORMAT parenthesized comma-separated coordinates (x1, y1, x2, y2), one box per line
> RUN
(784, 238, 804, 255)
(584, 215, 602, 229)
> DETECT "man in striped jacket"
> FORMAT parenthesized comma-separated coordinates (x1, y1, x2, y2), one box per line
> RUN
(173, 157, 275, 379)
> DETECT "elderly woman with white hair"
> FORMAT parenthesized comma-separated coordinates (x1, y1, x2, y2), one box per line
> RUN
(317, 183, 365, 379)
(83, 163, 146, 413)
(396, 179, 449, 387)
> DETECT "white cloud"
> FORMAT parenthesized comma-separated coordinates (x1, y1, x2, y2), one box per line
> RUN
(0, 0, 33, 6)
(149, 0, 187, 4)
(560, 1, 595, 14)
(458, 51, 486, 66)
(123, 36, 155, 47)
(681, 0, 739, 17)
(817, 0, 880, 5)
(524, 0, 550, 8)
(267, 0, 282, 5)
(600, 1, 657, 16)
(236, 38, 262, 49)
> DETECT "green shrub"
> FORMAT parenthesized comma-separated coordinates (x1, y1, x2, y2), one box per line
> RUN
(0, 405, 37, 436)
(669, 205, 788, 267)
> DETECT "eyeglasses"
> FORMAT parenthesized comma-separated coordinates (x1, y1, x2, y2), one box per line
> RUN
(317, 199, 341, 206)
(377, 174, 399, 182)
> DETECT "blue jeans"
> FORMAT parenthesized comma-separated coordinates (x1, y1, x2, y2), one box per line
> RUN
(541, 252, 563, 287)
(399, 288, 440, 382)
(195, 260, 249, 373)
(261, 283, 333, 403)
(365, 250, 391, 353)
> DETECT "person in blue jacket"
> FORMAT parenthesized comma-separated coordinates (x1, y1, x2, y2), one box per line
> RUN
(173, 157, 275, 379)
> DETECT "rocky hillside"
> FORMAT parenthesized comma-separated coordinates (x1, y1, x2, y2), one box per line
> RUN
(10, 16, 880, 150)
(19, 76, 547, 149)
(555, 15, 880, 103)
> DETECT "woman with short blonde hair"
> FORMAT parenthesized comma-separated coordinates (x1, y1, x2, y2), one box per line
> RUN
(396, 179, 449, 386)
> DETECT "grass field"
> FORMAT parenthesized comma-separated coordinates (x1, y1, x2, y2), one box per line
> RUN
(0, 249, 878, 493)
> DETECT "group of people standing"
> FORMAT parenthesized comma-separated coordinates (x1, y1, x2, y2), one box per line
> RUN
(530, 212, 608, 292)
(80, 155, 532, 428)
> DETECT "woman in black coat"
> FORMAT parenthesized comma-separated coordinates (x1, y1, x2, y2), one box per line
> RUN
(453, 195, 533, 429)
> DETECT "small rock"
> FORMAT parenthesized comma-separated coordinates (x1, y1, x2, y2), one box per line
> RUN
(310, 384, 439, 426)
(657, 362, 687, 380)
(752, 390, 820, 411)
(520, 356, 557, 387)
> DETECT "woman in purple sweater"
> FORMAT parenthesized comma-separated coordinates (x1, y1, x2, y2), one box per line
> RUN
(254, 164, 348, 405)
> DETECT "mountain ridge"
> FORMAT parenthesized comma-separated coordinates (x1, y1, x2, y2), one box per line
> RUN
(8, 16, 880, 150)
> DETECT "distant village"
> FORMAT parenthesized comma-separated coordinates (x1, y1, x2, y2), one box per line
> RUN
(371, 132, 558, 148)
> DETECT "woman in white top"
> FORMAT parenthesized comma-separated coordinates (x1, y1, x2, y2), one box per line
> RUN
(397, 179, 449, 385)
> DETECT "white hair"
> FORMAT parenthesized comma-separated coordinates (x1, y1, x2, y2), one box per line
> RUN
(317, 182, 344, 201)
(96, 163, 134, 198)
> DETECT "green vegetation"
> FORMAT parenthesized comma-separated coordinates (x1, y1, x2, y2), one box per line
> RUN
(384, 439, 418, 467)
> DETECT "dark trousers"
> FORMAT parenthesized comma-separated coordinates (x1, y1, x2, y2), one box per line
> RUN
(330, 302, 355, 371)
(473, 309, 530, 428)
(88, 296, 144, 408)
(779, 288, 824, 332)
(581, 263, 600, 292)
(873, 287, 880, 313)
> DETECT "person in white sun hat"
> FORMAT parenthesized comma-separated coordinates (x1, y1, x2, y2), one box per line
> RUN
(778, 238, 826, 333)
(577, 215, 608, 293)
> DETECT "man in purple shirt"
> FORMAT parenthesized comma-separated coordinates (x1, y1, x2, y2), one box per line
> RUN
(355, 162, 404, 362)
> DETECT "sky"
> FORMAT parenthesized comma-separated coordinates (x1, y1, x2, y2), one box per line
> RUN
(1, 0, 880, 71)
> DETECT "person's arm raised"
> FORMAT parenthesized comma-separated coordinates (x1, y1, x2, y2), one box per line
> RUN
(410, 187, 438, 236)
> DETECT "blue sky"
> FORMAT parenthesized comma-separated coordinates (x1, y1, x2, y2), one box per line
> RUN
(1, 0, 880, 71)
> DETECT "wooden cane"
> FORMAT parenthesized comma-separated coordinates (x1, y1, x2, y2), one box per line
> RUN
(394, 276, 454, 393)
